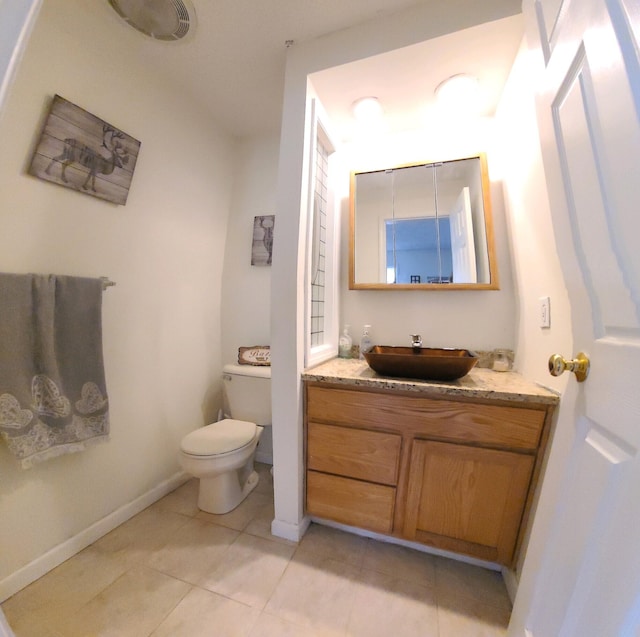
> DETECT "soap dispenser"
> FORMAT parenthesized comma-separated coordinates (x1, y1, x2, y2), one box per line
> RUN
(359, 325, 373, 360)
(338, 325, 352, 358)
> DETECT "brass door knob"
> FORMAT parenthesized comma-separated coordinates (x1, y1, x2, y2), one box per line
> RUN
(548, 352, 590, 382)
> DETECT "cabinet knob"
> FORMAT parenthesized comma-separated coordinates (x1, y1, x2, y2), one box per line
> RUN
(548, 352, 590, 382)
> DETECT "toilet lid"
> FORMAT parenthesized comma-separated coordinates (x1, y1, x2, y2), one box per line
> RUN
(180, 419, 257, 456)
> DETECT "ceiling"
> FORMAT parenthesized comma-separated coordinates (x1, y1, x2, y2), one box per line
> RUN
(311, 14, 524, 142)
(102, 0, 524, 140)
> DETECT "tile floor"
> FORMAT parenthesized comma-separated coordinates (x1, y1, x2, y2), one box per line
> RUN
(2, 463, 511, 636)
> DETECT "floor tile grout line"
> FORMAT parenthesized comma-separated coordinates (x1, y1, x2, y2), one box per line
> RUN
(142, 525, 297, 616)
(249, 546, 295, 616)
(436, 589, 513, 614)
(238, 528, 298, 551)
(355, 562, 440, 594)
(258, 605, 321, 636)
(433, 571, 512, 614)
(145, 582, 194, 637)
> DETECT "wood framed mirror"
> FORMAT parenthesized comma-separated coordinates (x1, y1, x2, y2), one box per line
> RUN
(349, 154, 499, 290)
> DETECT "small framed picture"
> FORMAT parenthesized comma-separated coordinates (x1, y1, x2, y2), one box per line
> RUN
(251, 215, 275, 266)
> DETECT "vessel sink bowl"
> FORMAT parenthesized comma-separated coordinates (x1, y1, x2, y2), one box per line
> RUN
(364, 345, 478, 381)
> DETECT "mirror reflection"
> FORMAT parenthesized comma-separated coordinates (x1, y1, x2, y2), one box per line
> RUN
(349, 155, 499, 290)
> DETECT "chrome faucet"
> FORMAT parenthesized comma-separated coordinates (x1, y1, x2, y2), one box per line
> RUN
(410, 334, 422, 350)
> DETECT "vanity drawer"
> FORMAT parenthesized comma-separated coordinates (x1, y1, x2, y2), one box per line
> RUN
(306, 385, 545, 451)
(307, 421, 401, 485)
(306, 470, 395, 534)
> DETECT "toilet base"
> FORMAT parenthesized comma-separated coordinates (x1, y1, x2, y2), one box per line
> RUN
(197, 467, 260, 514)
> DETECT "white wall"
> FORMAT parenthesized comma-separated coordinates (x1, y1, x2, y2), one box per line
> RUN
(0, 0, 235, 598)
(494, 42, 572, 393)
(221, 135, 279, 365)
(221, 135, 278, 463)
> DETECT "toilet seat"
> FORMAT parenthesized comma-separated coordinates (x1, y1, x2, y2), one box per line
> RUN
(180, 419, 257, 456)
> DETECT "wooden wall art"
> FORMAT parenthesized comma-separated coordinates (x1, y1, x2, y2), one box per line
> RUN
(251, 215, 275, 266)
(29, 95, 141, 205)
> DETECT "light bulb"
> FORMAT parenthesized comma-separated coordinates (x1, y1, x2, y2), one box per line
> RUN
(351, 97, 383, 125)
(434, 74, 481, 114)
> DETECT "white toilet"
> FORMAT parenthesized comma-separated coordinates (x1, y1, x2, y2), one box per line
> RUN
(179, 364, 271, 514)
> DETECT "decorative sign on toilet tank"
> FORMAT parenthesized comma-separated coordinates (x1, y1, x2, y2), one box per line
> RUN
(238, 346, 271, 366)
(28, 95, 141, 205)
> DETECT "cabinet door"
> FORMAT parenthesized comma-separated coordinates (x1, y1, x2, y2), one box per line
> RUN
(404, 440, 534, 565)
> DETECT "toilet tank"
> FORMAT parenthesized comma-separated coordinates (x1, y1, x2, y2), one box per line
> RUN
(222, 364, 271, 425)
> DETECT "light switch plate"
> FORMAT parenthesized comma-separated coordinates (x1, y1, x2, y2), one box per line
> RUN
(539, 296, 551, 328)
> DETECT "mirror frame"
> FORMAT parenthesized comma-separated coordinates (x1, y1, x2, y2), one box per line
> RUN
(348, 153, 500, 290)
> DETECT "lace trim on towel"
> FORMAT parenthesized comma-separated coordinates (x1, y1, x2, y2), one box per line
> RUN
(76, 382, 108, 414)
(0, 393, 33, 428)
(11, 431, 110, 469)
(31, 374, 71, 418)
(0, 375, 109, 468)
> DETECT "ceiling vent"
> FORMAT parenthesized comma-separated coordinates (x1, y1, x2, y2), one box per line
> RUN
(108, 0, 196, 41)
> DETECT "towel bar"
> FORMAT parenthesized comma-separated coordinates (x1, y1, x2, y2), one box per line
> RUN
(100, 276, 116, 290)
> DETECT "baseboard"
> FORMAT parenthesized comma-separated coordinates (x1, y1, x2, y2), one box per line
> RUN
(501, 565, 518, 604)
(309, 516, 502, 571)
(0, 607, 15, 637)
(0, 470, 190, 603)
(271, 514, 311, 542)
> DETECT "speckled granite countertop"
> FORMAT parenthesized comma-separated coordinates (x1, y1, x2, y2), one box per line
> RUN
(302, 358, 559, 406)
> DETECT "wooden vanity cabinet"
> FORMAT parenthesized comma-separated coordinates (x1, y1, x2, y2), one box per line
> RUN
(304, 382, 553, 567)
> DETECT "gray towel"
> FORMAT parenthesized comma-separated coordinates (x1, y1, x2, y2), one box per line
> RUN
(0, 274, 109, 468)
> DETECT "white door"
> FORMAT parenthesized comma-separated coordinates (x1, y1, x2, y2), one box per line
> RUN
(449, 186, 477, 283)
(512, 0, 640, 635)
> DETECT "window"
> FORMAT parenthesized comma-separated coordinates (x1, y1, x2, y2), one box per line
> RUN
(310, 139, 329, 347)
(306, 102, 338, 367)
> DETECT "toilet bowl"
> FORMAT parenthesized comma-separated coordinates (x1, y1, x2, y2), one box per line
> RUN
(179, 363, 271, 514)
(179, 418, 264, 514)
